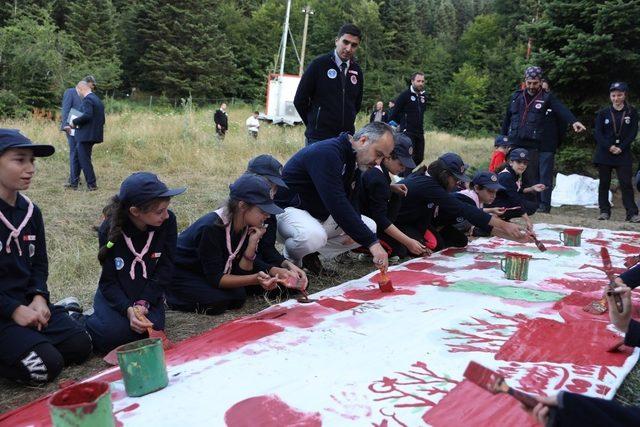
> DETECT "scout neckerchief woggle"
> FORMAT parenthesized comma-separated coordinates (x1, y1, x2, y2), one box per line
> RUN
(609, 105, 627, 145)
(122, 231, 155, 279)
(214, 208, 249, 274)
(0, 194, 34, 256)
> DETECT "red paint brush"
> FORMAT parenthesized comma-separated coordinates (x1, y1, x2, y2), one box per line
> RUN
(103, 308, 174, 365)
(378, 267, 394, 293)
(463, 361, 538, 409)
(531, 235, 547, 252)
(600, 247, 624, 313)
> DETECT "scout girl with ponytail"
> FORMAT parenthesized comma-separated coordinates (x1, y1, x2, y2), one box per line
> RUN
(166, 173, 289, 315)
(86, 172, 185, 353)
(0, 129, 91, 385)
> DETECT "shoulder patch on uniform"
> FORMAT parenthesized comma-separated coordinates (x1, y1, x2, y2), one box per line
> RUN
(28, 244, 35, 258)
(115, 257, 125, 270)
(605, 118, 610, 124)
(350, 75, 357, 85)
(327, 69, 337, 79)
(411, 96, 416, 101)
(23, 235, 36, 241)
(151, 252, 162, 259)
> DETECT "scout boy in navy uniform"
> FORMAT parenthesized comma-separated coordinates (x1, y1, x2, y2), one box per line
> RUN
(0, 129, 92, 384)
(167, 174, 286, 315)
(593, 82, 640, 222)
(294, 23, 364, 145)
(358, 133, 427, 259)
(86, 172, 185, 353)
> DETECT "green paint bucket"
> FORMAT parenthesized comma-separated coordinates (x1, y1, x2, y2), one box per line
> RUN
(559, 228, 582, 247)
(116, 338, 168, 397)
(500, 252, 532, 280)
(49, 381, 114, 427)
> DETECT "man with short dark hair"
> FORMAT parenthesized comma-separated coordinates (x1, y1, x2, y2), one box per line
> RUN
(60, 75, 96, 190)
(294, 23, 364, 145)
(214, 103, 228, 141)
(275, 122, 394, 275)
(388, 72, 427, 167)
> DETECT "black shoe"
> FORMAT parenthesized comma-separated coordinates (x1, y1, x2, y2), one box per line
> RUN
(598, 212, 610, 220)
(627, 214, 640, 223)
(54, 296, 83, 313)
(87, 185, 98, 191)
(302, 252, 339, 277)
(64, 183, 78, 190)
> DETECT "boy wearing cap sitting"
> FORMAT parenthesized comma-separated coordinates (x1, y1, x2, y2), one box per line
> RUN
(489, 135, 511, 173)
(0, 129, 92, 385)
(358, 133, 427, 260)
(487, 148, 545, 230)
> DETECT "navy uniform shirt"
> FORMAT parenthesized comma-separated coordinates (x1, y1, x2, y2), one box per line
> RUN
(396, 173, 492, 233)
(276, 133, 378, 249)
(293, 51, 364, 141)
(174, 212, 275, 288)
(489, 166, 538, 216)
(0, 194, 49, 323)
(97, 211, 177, 316)
(620, 263, 640, 289)
(501, 90, 577, 149)
(359, 164, 393, 233)
(388, 87, 427, 135)
(593, 104, 638, 166)
(433, 191, 492, 234)
(255, 215, 285, 268)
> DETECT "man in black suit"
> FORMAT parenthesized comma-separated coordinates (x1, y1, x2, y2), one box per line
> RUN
(214, 103, 228, 141)
(69, 81, 105, 191)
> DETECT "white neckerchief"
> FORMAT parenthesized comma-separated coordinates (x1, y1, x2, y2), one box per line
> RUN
(214, 208, 249, 274)
(0, 194, 34, 256)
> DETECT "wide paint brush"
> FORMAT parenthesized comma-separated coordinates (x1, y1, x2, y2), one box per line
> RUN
(463, 361, 538, 409)
(531, 234, 547, 252)
(378, 267, 394, 293)
(103, 307, 174, 365)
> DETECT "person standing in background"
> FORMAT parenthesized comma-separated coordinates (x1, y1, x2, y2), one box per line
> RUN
(214, 103, 229, 141)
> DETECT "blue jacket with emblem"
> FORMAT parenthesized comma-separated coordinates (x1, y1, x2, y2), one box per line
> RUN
(501, 89, 577, 149)
(388, 87, 427, 135)
(294, 52, 364, 141)
(276, 133, 377, 248)
(593, 103, 638, 166)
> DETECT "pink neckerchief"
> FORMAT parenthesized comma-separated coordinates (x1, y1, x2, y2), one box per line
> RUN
(458, 189, 482, 208)
(122, 230, 155, 280)
(0, 194, 34, 256)
(214, 208, 249, 274)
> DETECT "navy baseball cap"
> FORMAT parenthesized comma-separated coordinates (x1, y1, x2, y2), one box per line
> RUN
(494, 135, 510, 147)
(472, 171, 504, 190)
(247, 154, 288, 188)
(393, 133, 417, 169)
(509, 148, 530, 162)
(610, 82, 629, 92)
(0, 129, 54, 157)
(438, 153, 470, 182)
(230, 174, 284, 215)
(118, 172, 186, 206)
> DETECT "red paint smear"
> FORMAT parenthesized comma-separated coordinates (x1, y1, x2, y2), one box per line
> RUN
(467, 259, 500, 270)
(577, 264, 626, 276)
(586, 238, 610, 246)
(423, 380, 536, 427)
(114, 403, 140, 415)
(539, 239, 560, 245)
(618, 243, 640, 255)
(224, 395, 321, 427)
(544, 277, 606, 293)
(250, 305, 330, 329)
(343, 287, 415, 301)
(496, 317, 630, 366)
(316, 298, 361, 311)
(369, 270, 449, 287)
(440, 247, 467, 257)
(405, 261, 458, 273)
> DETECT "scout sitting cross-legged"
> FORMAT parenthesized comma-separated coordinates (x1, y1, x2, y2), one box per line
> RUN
(86, 172, 185, 353)
(167, 174, 285, 315)
(0, 129, 91, 384)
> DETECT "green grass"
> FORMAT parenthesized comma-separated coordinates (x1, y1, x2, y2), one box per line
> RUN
(0, 106, 638, 413)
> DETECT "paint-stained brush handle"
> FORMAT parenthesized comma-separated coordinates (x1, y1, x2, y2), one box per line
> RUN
(507, 387, 539, 409)
(532, 235, 547, 252)
(607, 286, 624, 313)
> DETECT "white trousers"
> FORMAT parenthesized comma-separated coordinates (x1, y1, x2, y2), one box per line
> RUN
(276, 207, 376, 262)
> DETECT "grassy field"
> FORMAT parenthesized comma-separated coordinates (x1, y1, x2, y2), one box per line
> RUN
(0, 105, 638, 414)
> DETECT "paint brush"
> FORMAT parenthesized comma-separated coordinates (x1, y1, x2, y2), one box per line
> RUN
(531, 235, 547, 252)
(378, 267, 394, 293)
(600, 247, 624, 313)
(503, 206, 522, 211)
(133, 307, 174, 349)
(463, 361, 538, 409)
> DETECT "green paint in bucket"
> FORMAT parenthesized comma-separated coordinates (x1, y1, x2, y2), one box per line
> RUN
(117, 337, 169, 397)
(500, 252, 532, 280)
(559, 228, 582, 247)
(49, 381, 114, 427)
